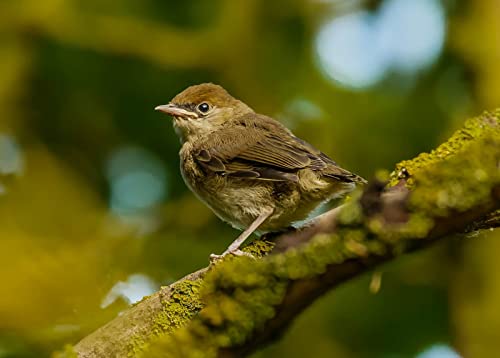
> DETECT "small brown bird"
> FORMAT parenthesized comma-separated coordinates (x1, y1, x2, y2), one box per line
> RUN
(155, 83, 365, 260)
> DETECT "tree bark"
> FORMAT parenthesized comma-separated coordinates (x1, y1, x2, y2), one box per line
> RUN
(66, 110, 499, 358)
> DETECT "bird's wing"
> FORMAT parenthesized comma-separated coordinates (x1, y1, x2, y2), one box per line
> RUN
(194, 122, 359, 183)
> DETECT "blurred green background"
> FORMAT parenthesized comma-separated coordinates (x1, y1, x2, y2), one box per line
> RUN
(0, 0, 499, 357)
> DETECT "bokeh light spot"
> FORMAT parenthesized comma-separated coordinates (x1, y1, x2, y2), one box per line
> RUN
(416, 344, 462, 358)
(377, 0, 446, 73)
(112, 171, 164, 211)
(0, 134, 24, 175)
(315, 0, 446, 89)
(101, 274, 157, 308)
(315, 11, 388, 89)
(107, 146, 167, 215)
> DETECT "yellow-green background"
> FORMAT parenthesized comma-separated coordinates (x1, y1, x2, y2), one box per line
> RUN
(0, 0, 498, 357)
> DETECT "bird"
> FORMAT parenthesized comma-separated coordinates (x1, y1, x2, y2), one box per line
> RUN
(155, 83, 366, 260)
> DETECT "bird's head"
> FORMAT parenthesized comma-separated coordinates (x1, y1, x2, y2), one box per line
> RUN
(155, 83, 253, 142)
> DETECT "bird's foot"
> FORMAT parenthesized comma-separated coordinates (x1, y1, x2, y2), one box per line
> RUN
(209, 249, 254, 264)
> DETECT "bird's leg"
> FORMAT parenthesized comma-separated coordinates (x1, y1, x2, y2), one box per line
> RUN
(210, 208, 273, 262)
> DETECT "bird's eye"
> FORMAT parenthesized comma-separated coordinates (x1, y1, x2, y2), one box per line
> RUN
(197, 102, 211, 113)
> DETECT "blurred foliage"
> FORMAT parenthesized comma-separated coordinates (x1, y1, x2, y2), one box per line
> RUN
(0, 0, 498, 357)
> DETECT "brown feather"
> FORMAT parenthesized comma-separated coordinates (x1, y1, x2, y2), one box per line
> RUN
(191, 113, 360, 183)
(161, 83, 366, 232)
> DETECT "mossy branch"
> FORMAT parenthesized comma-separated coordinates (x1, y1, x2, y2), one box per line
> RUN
(68, 110, 499, 358)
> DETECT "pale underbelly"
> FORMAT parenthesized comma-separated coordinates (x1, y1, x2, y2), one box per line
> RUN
(181, 161, 354, 232)
(192, 180, 331, 232)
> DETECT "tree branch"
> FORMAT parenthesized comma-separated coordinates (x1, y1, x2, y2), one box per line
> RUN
(67, 110, 499, 358)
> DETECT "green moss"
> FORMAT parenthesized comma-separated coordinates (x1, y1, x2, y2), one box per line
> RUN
(142, 226, 388, 356)
(383, 110, 499, 240)
(132, 239, 275, 357)
(138, 111, 499, 357)
(154, 280, 203, 333)
(141, 255, 289, 357)
(337, 194, 364, 226)
(411, 138, 498, 214)
(242, 237, 275, 257)
(129, 279, 204, 356)
(390, 110, 500, 187)
(128, 336, 148, 358)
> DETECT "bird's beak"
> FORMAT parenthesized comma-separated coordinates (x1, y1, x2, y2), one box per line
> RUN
(154, 104, 198, 119)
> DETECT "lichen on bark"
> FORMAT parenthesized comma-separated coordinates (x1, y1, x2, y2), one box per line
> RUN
(137, 111, 499, 357)
(70, 110, 499, 358)
(390, 109, 500, 188)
